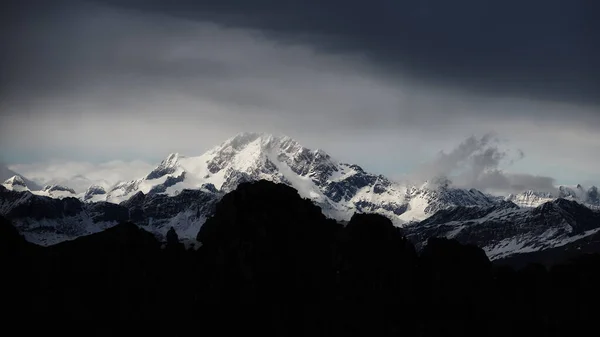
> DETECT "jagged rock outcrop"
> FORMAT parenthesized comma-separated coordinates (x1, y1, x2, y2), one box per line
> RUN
(507, 185, 600, 208)
(84, 185, 107, 201)
(0, 183, 219, 245)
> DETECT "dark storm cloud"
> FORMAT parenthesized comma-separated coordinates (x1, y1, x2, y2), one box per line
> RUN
(88, 0, 600, 105)
(1, 0, 599, 190)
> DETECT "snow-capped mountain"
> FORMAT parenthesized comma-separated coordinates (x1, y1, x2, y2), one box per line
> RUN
(83, 185, 107, 202)
(507, 185, 600, 208)
(0, 182, 220, 246)
(99, 132, 498, 224)
(0, 132, 498, 246)
(0, 184, 119, 245)
(404, 198, 600, 260)
(2, 132, 599, 263)
(3, 175, 80, 199)
(37, 184, 78, 199)
(0, 165, 43, 191)
(2, 175, 30, 192)
(506, 190, 555, 208)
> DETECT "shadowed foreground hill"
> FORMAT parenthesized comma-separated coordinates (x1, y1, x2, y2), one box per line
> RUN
(3, 180, 600, 336)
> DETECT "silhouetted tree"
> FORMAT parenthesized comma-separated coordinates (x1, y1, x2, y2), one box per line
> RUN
(166, 226, 184, 251)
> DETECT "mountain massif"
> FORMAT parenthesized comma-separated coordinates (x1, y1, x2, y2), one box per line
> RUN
(2, 132, 599, 264)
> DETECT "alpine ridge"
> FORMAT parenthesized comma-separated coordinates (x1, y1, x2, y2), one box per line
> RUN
(0, 132, 497, 246)
(98, 132, 499, 223)
(404, 198, 600, 261)
(507, 186, 600, 208)
(1, 132, 599, 263)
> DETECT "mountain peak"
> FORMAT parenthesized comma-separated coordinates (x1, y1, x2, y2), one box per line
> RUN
(165, 152, 181, 162)
(84, 185, 107, 201)
(146, 153, 183, 180)
(205, 132, 314, 176)
(525, 190, 552, 196)
(3, 175, 26, 187)
(505, 190, 555, 208)
(2, 175, 31, 193)
(219, 132, 308, 153)
(0, 165, 44, 191)
(42, 184, 76, 194)
(224, 132, 274, 149)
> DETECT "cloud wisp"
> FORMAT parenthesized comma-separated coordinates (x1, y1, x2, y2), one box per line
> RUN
(9, 160, 155, 193)
(405, 134, 558, 195)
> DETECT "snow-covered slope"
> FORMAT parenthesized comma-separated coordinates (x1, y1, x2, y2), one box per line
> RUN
(0, 185, 122, 245)
(506, 190, 555, 208)
(32, 184, 78, 199)
(83, 185, 107, 202)
(404, 198, 600, 260)
(0, 183, 219, 246)
(2, 175, 30, 192)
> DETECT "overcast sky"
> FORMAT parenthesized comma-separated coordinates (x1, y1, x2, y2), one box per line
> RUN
(1, 0, 598, 193)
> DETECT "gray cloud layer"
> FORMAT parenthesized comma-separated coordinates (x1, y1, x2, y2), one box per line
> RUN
(1, 0, 599, 190)
(97, 0, 600, 105)
(3, 0, 600, 105)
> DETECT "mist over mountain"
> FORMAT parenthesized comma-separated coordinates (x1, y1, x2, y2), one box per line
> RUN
(7, 133, 593, 200)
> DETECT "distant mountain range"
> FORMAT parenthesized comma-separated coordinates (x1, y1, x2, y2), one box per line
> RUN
(2, 132, 599, 263)
(506, 186, 599, 208)
(404, 198, 600, 260)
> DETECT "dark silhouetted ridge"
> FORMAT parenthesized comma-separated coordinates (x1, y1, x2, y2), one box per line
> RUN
(2, 180, 600, 336)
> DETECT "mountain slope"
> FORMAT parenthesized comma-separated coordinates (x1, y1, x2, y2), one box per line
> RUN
(0, 183, 219, 246)
(2, 175, 31, 192)
(404, 198, 600, 260)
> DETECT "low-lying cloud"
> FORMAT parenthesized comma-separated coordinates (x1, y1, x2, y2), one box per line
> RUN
(407, 134, 558, 195)
(9, 160, 155, 192)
